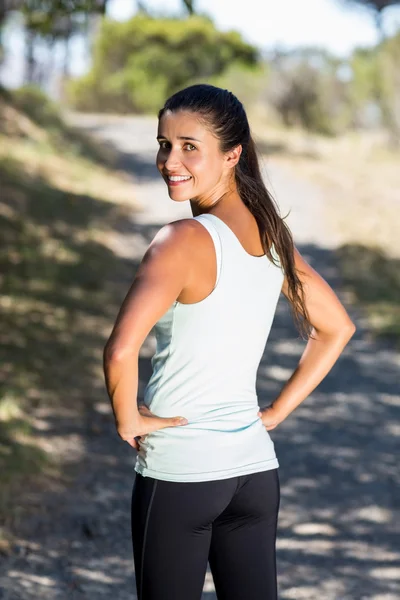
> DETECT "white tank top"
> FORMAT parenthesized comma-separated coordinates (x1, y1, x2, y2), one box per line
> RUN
(135, 213, 285, 482)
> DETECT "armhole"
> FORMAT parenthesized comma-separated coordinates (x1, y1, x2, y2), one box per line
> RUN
(193, 215, 222, 288)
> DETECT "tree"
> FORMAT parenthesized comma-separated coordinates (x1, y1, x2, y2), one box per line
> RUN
(0, 1, 22, 61)
(341, 2, 400, 143)
(347, 47, 381, 128)
(68, 14, 259, 113)
(182, 0, 196, 15)
(266, 48, 350, 135)
(377, 30, 400, 143)
(15, 1, 110, 83)
(135, 0, 197, 16)
(341, 1, 400, 40)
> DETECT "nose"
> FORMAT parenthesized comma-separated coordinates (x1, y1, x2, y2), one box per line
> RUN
(163, 147, 182, 171)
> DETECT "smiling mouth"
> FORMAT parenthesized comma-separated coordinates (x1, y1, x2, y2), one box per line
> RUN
(166, 176, 192, 185)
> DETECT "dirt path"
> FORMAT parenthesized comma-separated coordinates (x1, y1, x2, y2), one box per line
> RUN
(1, 115, 399, 600)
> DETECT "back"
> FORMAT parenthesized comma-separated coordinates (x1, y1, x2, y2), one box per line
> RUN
(135, 213, 285, 482)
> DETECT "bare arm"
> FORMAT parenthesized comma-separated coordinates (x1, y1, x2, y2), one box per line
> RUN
(259, 247, 356, 429)
(103, 220, 196, 445)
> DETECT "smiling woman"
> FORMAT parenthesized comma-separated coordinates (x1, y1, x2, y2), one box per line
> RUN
(156, 115, 218, 196)
(103, 83, 356, 600)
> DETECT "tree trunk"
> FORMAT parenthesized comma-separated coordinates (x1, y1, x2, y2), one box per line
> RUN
(375, 9, 385, 43)
(63, 33, 70, 78)
(25, 28, 36, 84)
(182, 0, 195, 15)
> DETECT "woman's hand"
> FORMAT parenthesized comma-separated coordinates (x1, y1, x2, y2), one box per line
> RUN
(117, 404, 188, 450)
(257, 404, 285, 431)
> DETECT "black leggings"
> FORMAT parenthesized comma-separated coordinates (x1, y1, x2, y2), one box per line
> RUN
(131, 468, 280, 600)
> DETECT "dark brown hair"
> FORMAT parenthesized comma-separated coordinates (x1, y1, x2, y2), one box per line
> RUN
(158, 83, 311, 338)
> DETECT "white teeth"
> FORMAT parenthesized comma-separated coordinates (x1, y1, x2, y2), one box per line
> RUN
(168, 175, 191, 181)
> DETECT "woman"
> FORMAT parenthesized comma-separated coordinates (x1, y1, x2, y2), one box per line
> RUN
(103, 84, 356, 600)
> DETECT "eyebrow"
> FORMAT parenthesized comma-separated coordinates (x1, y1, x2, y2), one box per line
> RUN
(156, 135, 202, 142)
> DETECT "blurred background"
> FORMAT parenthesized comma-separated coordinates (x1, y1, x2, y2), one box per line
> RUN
(1, 1, 399, 599)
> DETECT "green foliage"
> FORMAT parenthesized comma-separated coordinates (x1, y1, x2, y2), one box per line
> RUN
(13, 85, 64, 128)
(348, 48, 380, 127)
(376, 30, 400, 138)
(20, 0, 107, 38)
(263, 30, 400, 138)
(10, 85, 114, 164)
(345, 32, 400, 138)
(209, 62, 269, 110)
(0, 89, 130, 518)
(345, 30, 400, 139)
(0, 150, 118, 514)
(266, 49, 350, 135)
(337, 243, 400, 343)
(68, 14, 259, 114)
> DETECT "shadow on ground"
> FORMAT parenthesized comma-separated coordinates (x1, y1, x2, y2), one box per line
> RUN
(0, 153, 139, 517)
(1, 215, 399, 598)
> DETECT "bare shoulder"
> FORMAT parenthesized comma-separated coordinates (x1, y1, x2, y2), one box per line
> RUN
(147, 217, 210, 258)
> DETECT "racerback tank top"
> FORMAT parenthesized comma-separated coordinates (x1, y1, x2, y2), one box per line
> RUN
(134, 213, 285, 482)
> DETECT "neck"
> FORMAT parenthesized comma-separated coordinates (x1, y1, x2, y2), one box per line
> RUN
(190, 185, 243, 218)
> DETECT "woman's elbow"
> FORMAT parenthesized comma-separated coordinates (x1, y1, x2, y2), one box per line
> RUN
(315, 318, 356, 343)
(103, 339, 138, 365)
(334, 320, 357, 345)
(343, 319, 357, 338)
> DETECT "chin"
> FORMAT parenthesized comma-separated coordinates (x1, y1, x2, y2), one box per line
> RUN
(168, 191, 191, 202)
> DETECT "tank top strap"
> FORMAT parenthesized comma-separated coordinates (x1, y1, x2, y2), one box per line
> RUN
(192, 214, 222, 287)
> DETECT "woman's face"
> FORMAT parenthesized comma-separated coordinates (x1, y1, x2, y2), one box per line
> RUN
(156, 110, 235, 207)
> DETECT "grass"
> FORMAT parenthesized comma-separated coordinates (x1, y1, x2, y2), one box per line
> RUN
(252, 118, 400, 345)
(1, 84, 115, 167)
(0, 87, 141, 537)
(336, 244, 400, 342)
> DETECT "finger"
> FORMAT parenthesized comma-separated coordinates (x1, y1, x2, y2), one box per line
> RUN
(162, 416, 188, 428)
(125, 439, 139, 449)
(261, 421, 276, 429)
(130, 436, 142, 450)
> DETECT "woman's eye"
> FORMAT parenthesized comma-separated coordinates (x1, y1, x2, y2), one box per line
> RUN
(158, 142, 196, 151)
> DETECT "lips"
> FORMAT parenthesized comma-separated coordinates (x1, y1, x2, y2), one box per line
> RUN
(166, 175, 192, 186)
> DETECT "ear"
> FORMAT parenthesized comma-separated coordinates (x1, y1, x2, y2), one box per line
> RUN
(225, 144, 242, 170)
